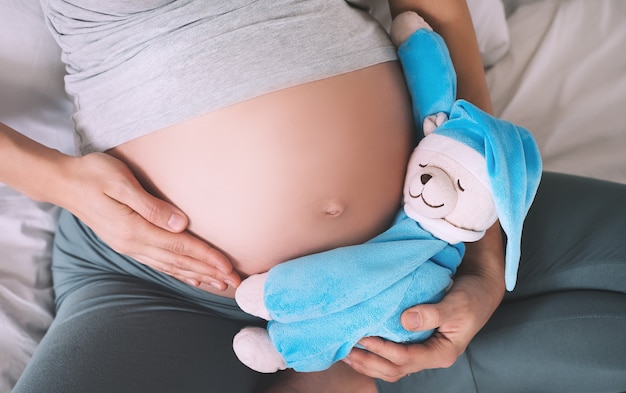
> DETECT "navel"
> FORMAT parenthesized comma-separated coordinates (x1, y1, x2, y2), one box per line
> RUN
(320, 198, 346, 218)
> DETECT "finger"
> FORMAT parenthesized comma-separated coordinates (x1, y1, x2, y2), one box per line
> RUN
(134, 252, 234, 290)
(99, 187, 240, 286)
(108, 208, 241, 287)
(350, 333, 459, 377)
(120, 209, 239, 279)
(137, 248, 224, 278)
(106, 177, 190, 233)
(155, 229, 240, 280)
(169, 272, 201, 288)
(402, 285, 479, 333)
(397, 332, 460, 370)
(401, 302, 444, 331)
(345, 346, 409, 382)
(357, 336, 412, 365)
(148, 243, 240, 286)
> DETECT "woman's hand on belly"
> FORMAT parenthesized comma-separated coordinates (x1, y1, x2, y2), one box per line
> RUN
(60, 152, 241, 290)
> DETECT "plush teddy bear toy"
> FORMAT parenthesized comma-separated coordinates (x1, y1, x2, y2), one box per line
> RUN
(232, 11, 543, 373)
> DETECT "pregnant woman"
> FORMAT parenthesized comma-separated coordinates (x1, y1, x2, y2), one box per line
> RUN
(7, 1, 513, 392)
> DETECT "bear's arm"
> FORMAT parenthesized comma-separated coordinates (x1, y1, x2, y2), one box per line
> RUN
(397, 28, 457, 136)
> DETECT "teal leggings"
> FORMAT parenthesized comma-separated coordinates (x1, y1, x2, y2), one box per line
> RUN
(14, 173, 626, 393)
(378, 172, 626, 393)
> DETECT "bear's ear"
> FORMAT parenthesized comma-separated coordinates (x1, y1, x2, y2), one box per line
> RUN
(423, 112, 449, 136)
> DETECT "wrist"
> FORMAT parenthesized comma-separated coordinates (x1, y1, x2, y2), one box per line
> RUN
(459, 223, 506, 299)
(0, 123, 75, 204)
(42, 152, 81, 208)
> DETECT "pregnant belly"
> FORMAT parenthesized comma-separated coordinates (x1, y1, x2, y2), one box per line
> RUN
(108, 62, 414, 297)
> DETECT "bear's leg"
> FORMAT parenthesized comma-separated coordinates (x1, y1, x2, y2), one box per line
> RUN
(233, 327, 287, 373)
(235, 272, 271, 320)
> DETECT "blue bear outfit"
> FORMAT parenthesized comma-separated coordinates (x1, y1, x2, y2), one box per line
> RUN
(257, 28, 542, 372)
(265, 212, 463, 371)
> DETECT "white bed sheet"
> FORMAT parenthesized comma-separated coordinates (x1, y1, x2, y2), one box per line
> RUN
(1, 0, 625, 391)
(487, 0, 626, 184)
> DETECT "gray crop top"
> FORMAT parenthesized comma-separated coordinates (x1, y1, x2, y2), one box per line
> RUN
(41, 0, 397, 153)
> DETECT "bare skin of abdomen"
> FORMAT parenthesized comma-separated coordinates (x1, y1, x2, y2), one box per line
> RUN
(108, 62, 414, 298)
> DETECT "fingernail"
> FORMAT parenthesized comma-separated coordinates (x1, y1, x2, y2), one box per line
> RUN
(168, 213, 186, 231)
(225, 279, 236, 288)
(184, 278, 200, 287)
(342, 357, 352, 366)
(210, 281, 225, 291)
(405, 312, 421, 330)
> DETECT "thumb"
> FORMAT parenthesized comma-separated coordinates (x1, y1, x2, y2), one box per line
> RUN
(401, 303, 443, 331)
(136, 194, 189, 233)
(113, 179, 189, 233)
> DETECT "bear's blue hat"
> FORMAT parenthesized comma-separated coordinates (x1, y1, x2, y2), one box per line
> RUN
(430, 100, 542, 290)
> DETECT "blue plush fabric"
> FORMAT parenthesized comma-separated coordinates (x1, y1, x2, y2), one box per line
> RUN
(265, 212, 463, 372)
(258, 27, 542, 372)
(397, 28, 456, 135)
(433, 101, 542, 289)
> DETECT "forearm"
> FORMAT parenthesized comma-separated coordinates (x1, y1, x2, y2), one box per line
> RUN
(0, 122, 73, 205)
(459, 223, 505, 301)
(389, 0, 493, 114)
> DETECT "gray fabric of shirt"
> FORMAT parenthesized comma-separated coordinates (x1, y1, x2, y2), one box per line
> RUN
(40, 0, 397, 154)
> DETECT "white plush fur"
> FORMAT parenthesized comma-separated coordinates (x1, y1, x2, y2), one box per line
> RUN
(232, 327, 286, 373)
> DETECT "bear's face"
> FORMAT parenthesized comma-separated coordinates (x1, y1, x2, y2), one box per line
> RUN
(404, 147, 497, 243)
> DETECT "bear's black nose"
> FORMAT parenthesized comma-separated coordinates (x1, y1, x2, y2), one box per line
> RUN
(421, 174, 432, 185)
